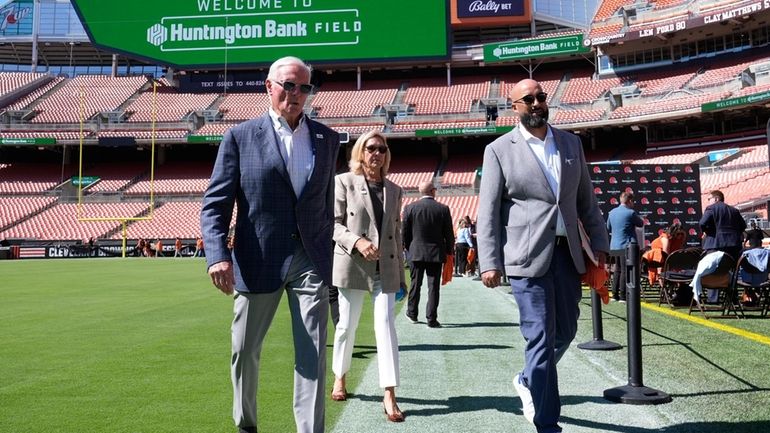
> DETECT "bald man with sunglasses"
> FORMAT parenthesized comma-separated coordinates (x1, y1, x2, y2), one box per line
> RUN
(477, 79, 608, 433)
(201, 56, 340, 433)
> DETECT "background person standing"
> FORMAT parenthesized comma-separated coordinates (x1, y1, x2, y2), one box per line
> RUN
(402, 181, 454, 328)
(606, 191, 644, 302)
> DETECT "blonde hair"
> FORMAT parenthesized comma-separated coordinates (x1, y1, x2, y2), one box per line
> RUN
(348, 130, 391, 176)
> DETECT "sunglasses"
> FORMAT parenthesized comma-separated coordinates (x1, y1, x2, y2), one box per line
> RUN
(365, 145, 388, 154)
(514, 92, 547, 105)
(272, 80, 313, 94)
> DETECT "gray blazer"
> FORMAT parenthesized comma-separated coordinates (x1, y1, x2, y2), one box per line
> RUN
(332, 172, 406, 293)
(200, 114, 340, 293)
(477, 126, 609, 277)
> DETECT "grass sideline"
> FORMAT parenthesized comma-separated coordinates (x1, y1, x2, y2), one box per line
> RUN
(0, 259, 376, 433)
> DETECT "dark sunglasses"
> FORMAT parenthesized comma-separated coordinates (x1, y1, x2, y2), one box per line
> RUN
(514, 92, 547, 105)
(365, 145, 388, 154)
(272, 80, 313, 94)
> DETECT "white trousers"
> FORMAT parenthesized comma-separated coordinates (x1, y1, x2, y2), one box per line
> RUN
(332, 277, 400, 388)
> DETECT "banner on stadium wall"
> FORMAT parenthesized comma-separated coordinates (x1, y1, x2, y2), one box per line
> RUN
(451, 0, 530, 25)
(584, 1, 770, 46)
(590, 164, 703, 248)
(71, 176, 100, 186)
(701, 90, 770, 113)
(0, 0, 34, 36)
(188, 134, 224, 143)
(483, 34, 589, 63)
(177, 71, 267, 93)
(17, 242, 197, 259)
(71, 0, 450, 68)
(415, 125, 512, 137)
(0, 137, 56, 145)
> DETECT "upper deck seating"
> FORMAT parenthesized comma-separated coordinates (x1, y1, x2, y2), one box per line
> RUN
(689, 53, 770, 90)
(0, 72, 47, 96)
(95, 129, 189, 140)
(0, 130, 89, 140)
(403, 77, 490, 115)
(311, 81, 398, 118)
(552, 109, 605, 124)
(31, 75, 147, 123)
(609, 92, 729, 119)
(5, 76, 64, 110)
(390, 120, 487, 134)
(561, 73, 622, 105)
(593, 0, 635, 21)
(126, 92, 218, 122)
(322, 122, 386, 136)
(218, 93, 270, 121)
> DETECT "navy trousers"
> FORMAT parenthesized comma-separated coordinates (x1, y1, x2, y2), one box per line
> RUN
(509, 242, 581, 433)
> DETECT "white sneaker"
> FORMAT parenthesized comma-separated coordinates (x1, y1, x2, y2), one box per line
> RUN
(513, 374, 535, 424)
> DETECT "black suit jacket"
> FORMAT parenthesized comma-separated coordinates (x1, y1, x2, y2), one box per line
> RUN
(699, 201, 746, 250)
(402, 197, 455, 263)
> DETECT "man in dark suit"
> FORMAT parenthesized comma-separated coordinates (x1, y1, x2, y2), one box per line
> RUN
(700, 189, 746, 261)
(402, 181, 454, 328)
(200, 56, 339, 433)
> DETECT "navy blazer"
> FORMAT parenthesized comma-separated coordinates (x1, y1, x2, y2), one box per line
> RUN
(402, 197, 455, 263)
(200, 114, 340, 293)
(699, 201, 746, 251)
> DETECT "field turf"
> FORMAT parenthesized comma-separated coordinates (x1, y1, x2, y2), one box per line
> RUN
(0, 258, 374, 433)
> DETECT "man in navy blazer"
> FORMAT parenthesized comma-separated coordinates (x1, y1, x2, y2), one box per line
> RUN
(200, 56, 339, 433)
(700, 189, 746, 260)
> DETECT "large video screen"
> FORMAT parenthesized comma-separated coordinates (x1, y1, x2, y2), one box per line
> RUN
(71, 0, 450, 68)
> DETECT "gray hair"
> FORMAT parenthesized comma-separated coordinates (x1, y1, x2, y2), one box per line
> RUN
(267, 56, 312, 80)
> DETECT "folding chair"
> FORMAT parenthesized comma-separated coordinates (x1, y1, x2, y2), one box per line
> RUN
(639, 248, 662, 302)
(658, 247, 701, 307)
(689, 252, 739, 318)
(734, 251, 770, 318)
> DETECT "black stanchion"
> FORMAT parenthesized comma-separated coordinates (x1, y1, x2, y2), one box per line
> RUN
(604, 240, 672, 404)
(578, 288, 622, 351)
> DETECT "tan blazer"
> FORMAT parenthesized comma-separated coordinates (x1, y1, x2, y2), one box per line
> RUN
(332, 172, 406, 293)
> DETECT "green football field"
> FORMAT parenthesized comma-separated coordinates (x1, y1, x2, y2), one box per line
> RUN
(0, 259, 374, 433)
(3, 258, 770, 433)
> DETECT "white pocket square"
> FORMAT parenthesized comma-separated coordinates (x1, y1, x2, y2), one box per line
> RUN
(316, 133, 324, 139)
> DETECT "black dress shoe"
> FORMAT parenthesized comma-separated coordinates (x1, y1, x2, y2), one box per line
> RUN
(239, 427, 257, 433)
(427, 321, 441, 328)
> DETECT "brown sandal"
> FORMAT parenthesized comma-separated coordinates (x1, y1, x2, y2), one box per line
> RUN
(331, 388, 347, 401)
(383, 403, 405, 422)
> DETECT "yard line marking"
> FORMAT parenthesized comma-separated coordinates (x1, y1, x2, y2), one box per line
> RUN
(641, 302, 770, 347)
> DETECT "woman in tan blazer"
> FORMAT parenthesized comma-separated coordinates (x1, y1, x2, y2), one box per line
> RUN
(330, 130, 406, 422)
